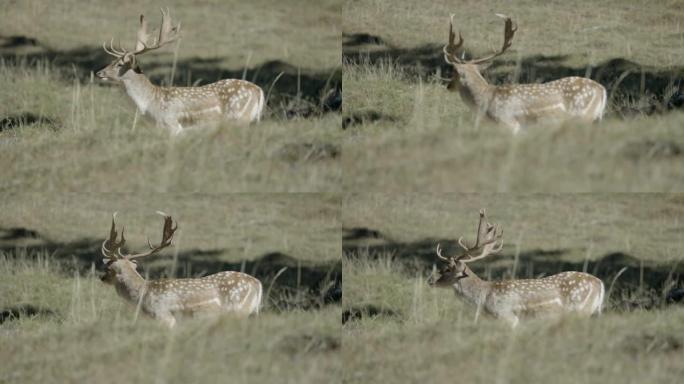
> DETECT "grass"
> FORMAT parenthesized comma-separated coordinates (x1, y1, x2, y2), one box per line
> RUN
(0, 193, 341, 263)
(343, 193, 684, 263)
(0, 0, 341, 193)
(1, 0, 340, 70)
(342, 0, 684, 192)
(0, 194, 341, 383)
(0, 252, 340, 384)
(342, 194, 684, 383)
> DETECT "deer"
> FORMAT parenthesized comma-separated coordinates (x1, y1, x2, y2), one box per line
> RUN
(96, 8, 264, 135)
(443, 14, 607, 133)
(100, 212, 262, 328)
(429, 209, 604, 328)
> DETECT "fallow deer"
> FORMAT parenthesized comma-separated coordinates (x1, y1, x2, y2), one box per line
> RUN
(443, 14, 607, 133)
(429, 209, 604, 327)
(96, 9, 264, 135)
(100, 212, 262, 328)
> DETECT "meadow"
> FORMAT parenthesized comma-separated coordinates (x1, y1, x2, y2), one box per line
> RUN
(343, 194, 684, 383)
(0, 0, 342, 193)
(342, 0, 684, 192)
(0, 193, 341, 383)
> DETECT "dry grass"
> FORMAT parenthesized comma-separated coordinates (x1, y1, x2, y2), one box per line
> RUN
(0, 0, 341, 193)
(0, 252, 341, 384)
(0, 193, 341, 383)
(342, 194, 684, 383)
(343, 0, 684, 67)
(342, 0, 684, 192)
(1, 193, 340, 262)
(2, 0, 340, 69)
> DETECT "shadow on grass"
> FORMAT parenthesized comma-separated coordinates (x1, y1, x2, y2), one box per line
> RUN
(0, 226, 341, 311)
(0, 304, 57, 324)
(343, 227, 684, 310)
(342, 305, 400, 324)
(274, 142, 340, 163)
(0, 34, 341, 118)
(343, 32, 684, 117)
(278, 332, 341, 354)
(0, 113, 57, 132)
(342, 110, 397, 129)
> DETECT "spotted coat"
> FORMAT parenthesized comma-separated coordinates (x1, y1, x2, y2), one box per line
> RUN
(105, 259, 262, 328)
(438, 263, 604, 327)
(120, 72, 264, 135)
(450, 64, 606, 133)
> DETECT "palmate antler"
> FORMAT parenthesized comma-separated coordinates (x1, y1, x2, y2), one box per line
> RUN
(101, 211, 177, 263)
(102, 8, 181, 59)
(443, 14, 517, 65)
(435, 209, 504, 265)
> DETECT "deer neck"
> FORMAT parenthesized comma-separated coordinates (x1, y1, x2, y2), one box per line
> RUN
(453, 265, 491, 307)
(121, 71, 159, 115)
(456, 67, 494, 111)
(113, 263, 147, 304)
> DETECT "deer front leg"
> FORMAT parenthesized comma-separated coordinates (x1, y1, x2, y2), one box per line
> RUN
(497, 310, 519, 328)
(156, 311, 177, 328)
(158, 116, 184, 136)
(171, 123, 183, 136)
(498, 117, 521, 134)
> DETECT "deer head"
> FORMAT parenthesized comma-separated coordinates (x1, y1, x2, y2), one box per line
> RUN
(443, 14, 517, 90)
(430, 209, 503, 287)
(96, 8, 181, 82)
(100, 211, 177, 284)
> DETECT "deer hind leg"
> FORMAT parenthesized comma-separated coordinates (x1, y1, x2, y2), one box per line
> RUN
(250, 88, 265, 123)
(579, 88, 607, 123)
(591, 281, 605, 316)
(592, 88, 607, 122)
(237, 89, 264, 124)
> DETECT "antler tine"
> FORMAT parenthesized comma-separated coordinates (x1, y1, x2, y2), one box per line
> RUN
(461, 219, 504, 264)
(126, 213, 177, 260)
(135, 14, 150, 52)
(103, 38, 127, 58)
(457, 236, 470, 252)
(436, 243, 451, 262)
(443, 13, 464, 65)
(101, 212, 126, 260)
(469, 14, 517, 64)
(102, 41, 115, 57)
(132, 8, 181, 55)
(157, 8, 180, 46)
(474, 208, 488, 248)
(460, 236, 504, 264)
(456, 209, 487, 255)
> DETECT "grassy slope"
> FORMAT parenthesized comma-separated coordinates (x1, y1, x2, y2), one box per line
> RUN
(2, 0, 340, 70)
(0, 254, 340, 383)
(343, 193, 684, 263)
(0, 194, 341, 383)
(0, 0, 341, 193)
(344, 256, 684, 384)
(342, 194, 684, 383)
(342, 0, 684, 192)
(0, 193, 340, 263)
